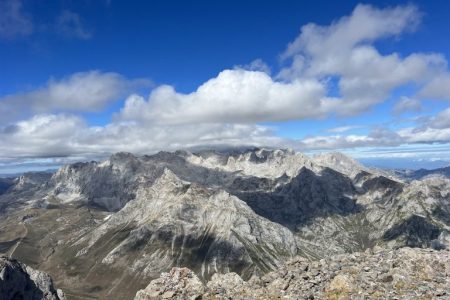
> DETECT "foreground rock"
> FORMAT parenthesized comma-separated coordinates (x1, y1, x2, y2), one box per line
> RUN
(135, 268, 206, 300)
(0, 256, 64, 300)
(136, 247, 450, 299)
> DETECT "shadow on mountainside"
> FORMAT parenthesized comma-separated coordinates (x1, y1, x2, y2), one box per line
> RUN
(227, 167, 364, 231)
(382, 215, 443, 248)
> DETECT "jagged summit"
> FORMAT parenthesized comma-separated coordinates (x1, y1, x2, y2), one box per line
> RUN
(313, 151, 367, 177)
(185, 147, 318, 178)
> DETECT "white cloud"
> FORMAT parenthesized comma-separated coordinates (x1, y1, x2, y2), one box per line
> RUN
(299, 105, 450, 151)
(0, 113, 282, 161)
(235, 59, 271, 74)
(114, 4, 446, 128)
(56, 10, 92, 40)
(0, 114, 86, 158)
(398, 126, 450, 144)
(278, 4, 446, 116)
(327, 125, 364, 133)
(428, 107, 450, 129)
(2, 107, 450, 169)
(118, 69, 335, 124)
(281, 4, 420, 60)
(392, 97, 423, 115)
(0, 0, 33, 39)
(419, 74, 450, 101)
(0, 71, 151, 124)
(299, 134, 376, 150)
(299, 127, 403, 150)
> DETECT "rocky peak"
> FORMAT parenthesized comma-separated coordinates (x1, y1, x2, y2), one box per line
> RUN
(313, 152, 367, 178)
(12, 171, 53, 191)
(0, 256, 64, 300)
(106, 152, 141, 172)
(186, 147, 317, 178)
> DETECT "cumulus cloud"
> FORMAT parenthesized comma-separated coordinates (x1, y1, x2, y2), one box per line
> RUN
(278, 4, 446, 116)
(0, 114, 86, 158)
(428, 107, 450, 129)
(281, 4, 420, 60)
(398, 126, 450, 144)
(118, 69, 335, 124)
(115, 4, 447, 128)
(392, 97, 423, 115)
(56, 10, 92, 40)
(0, 0, 33, 39)
(419, 74, 450, 101)
(0, 71, 151, 124)
(235, 59, 271, 74)
(2, 107, 450, 169)
(103, 4, 437, 130)
(0, 113, 282, 161)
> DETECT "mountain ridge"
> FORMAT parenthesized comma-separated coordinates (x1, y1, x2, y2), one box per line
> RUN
(0, 148, 449, 299)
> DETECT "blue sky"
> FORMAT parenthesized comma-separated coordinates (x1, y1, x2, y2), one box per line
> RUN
(1, 0, 450, 173)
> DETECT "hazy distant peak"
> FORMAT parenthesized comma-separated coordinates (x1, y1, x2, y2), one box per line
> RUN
(313, 152, 367, 177)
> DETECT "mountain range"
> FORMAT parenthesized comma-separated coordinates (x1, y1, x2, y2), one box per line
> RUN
(0, 148, 449, 299)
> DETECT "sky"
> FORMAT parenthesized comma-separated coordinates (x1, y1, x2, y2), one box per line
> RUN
(1, 0, 450, 173)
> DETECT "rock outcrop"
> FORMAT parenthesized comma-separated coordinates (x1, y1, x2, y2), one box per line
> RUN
(0, 256, 64, 300)
(136, 247, 450, 300)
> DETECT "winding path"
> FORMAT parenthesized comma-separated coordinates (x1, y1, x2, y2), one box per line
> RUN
(9, 223, 27, 258)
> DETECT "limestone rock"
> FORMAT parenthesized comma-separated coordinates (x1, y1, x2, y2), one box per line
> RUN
(0, 256, 64, 300)
(137, 247, 450, 300)
(134, 267, 205, 300)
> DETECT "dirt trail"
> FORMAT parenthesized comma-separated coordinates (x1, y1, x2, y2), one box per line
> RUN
(9, 223, 27, 258)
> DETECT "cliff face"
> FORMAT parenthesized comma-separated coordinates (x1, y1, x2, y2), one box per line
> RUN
(0, 148, 449, 299)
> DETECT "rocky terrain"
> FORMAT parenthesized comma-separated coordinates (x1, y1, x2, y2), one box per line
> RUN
(0, 256, 64, 299)
(135, 247, 450, 300)
(0, 148, 449, 299)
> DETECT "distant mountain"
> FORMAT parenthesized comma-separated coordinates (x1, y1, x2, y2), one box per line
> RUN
(0, 177, 14, 195)
(394, 166, 450, 180)
(0, 148, 449, 299)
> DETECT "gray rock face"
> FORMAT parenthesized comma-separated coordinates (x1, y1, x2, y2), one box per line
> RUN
(0, 256, 64, 300)
(134, 267, 205, 300)
(11, 172, 54, 195)
(75, 168, 297, 280)
(136, 247, 450, 300)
